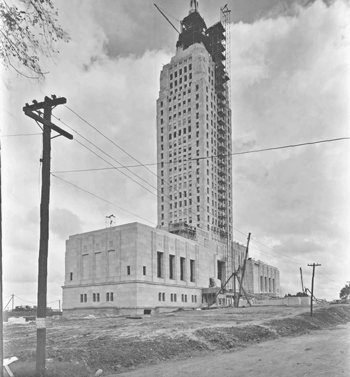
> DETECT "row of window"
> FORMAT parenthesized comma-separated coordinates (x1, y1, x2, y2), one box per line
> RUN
(157, 253, 195, 282)
(158, 292, 197, 303)
(260, 277, 276, 293)
(80, 292, 114, 303)
(169, 62, 192, 79)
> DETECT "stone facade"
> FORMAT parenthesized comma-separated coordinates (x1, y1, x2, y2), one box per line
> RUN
(62, 222, 236, 315)
(62, 4, 281, 314)
(156, 18, 233, 242)
(243, 259, 280, 295)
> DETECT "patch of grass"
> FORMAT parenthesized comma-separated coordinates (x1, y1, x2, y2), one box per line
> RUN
(10, 361, 92, 377)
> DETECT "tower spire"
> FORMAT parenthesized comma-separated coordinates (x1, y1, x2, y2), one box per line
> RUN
(189, 0, 199, 14)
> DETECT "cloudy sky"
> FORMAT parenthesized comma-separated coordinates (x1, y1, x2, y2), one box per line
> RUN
(1, 0, 349, 307)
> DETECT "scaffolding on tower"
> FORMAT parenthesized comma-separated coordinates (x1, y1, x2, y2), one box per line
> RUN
(205, 5, 232, 288)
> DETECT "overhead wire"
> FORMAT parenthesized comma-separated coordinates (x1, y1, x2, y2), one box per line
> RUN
(58, 107, 350, 262)
(0, 133, 42, 137)
(50, 135, 350, 172)
(57, 108, 214, 231)
(51, 113, 161, 198)
(54, 107, 349, 265)
(51, 174, 157, 226)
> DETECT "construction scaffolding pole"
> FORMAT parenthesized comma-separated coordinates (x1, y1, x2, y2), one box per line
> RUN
(236, 233, 251, 308)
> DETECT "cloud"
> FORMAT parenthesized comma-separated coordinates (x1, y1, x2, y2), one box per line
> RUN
(50, 208, 84, 239)
(2, 0, 349, 303)
(231, 0, 349, 299)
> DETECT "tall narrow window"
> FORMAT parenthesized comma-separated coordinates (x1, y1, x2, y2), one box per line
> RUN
(93, 293, 96, 302)
(157, 252, 163, 277)
(110, 292, 114, 302)
(190, 259, 195, 282)
(169, 255, 175, 280)
(70, 272, 73, 281)
(127, 266, 131, 275)
(106, 292, 110, 302)
(180, 257, 185, 281)
(217, 260, 224, 281)
(80, 294, 84, 303)
(143, 266, 146, 276)
(97, 293, 100, 302)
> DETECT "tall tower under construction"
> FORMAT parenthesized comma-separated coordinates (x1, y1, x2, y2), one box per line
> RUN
(61, 1, 281, 315)
(157, 1, 232, 244)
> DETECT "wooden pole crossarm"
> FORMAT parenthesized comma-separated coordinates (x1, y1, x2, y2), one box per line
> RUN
(23, 110, 73, 140)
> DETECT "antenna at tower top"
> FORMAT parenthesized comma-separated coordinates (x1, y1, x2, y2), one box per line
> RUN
(189, 0, 199, 14)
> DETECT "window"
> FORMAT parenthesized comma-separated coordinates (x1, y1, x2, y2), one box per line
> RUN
(80, 294, 84, 303)
(185, 294, 187, 302)
(174, 293, 177, 302)
(93, 293, 96, 302)
(169, 255, 175, 279)
(180, 257, 185, 281)
(110, 292, 114, 301)
(143, 266, 146, 276)
(127, 266, 131, 275)
(158, 292, 162, 301)
(162, 292, 165, 301)
(70, 272, 73, 281)
(157, 252, 163, 278)
(106, 292, 110, 302)
(84, 294, 87, 302)
(190, 259, 195, 282)
(171, 293, 174, 302)
(97, 293, 100, 302)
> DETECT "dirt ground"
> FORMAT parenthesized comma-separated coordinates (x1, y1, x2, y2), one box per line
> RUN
(112, 323, 350, 377)
(3, 304, 350, 376)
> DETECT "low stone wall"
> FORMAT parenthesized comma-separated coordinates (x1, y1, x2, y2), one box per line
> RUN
(255, 297, 311, 307)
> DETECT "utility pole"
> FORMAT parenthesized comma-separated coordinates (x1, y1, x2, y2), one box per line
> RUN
(307, 263, 321, 317)
(236, 233, 251, 308)
(300, 267, 304, 293)
(23, 96, 73, 377)
(0, 132, 3, 377)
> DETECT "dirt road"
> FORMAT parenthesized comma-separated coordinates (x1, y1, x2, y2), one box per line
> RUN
(110, 323, 350, 377)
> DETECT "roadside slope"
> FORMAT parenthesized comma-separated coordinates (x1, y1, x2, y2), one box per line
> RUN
(5, 305, 350, 376)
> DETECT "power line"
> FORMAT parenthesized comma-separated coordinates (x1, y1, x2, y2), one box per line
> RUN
(50, 135, 350, 173)
(58, 107, 350, 260)
(64, 105, 161, 179)
(57, 109, 213, 231)
(51, 114, 161, 198)
(232, 233, 306, 265)
(51, 174, 157, 226)
(232, 227, 308, 263)
(74, 138, 159, 198)
(229, 137, 350, 157)
(0, 133, 42, 137)
(319, 267, 338, 284)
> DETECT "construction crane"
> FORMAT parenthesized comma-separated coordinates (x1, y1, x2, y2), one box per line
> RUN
(154, 4, 180, 34)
